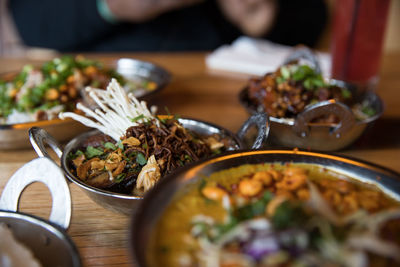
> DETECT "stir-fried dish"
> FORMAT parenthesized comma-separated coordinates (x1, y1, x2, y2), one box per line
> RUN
(0, 56, 125, 124)
(246, 63, 376, 123)
(62, 79, 234, 195)
(0, 56, 158, 125)
(150, 164, 400, 267)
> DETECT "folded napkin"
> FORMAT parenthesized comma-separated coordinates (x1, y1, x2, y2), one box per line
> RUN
(206, 36, 331, 77)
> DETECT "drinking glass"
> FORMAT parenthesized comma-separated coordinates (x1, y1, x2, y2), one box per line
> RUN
(331, 0, 391, 90)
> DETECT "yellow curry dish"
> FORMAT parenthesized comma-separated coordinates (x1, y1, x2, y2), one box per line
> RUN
(150, 163, 400, 267)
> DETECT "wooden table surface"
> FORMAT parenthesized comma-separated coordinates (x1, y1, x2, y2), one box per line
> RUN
(0, 52, 399, 266)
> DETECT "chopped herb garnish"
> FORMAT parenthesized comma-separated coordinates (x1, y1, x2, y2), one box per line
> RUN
(68, 149, 84, 160)
(280, 66, 291, 80)
(116, 140, 124, 150)
(158, 117, 167, 124)
(272, 201, 306, 229)
(75, 149, 84, 156)
(362, 106, 376, 117)
(276, 76, 285, 85)
(104, 142, 117, 150)
(214, 216, 239, 241)
(115, 173, 126, 183)
(304, 78, 313, 90)
(236, 199, 267, 221)
(131, 114, 145, 123)
(85, 146, 103, 158)
(136, 152, 147, 165)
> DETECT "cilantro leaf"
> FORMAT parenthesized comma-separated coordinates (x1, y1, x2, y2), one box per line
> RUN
(116, 140, 124, 150)
(104, 142, 117, 150)
(130, 114, 145, 123)
(115, 173, 126, 183)
(136, 152, 147, 165)
(85, 146, 103, 158)
(361, 106, 376, 117)
(280, 66, 291, 80)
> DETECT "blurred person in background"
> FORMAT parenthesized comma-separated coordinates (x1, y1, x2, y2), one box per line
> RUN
(6, 0, 327, 53)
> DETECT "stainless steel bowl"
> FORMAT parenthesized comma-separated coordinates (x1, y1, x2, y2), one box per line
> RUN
(29, 114, 269, 215)
(239, 84, 383, 151)
(0, 58, 171, 150)
(238, 46, 384, 151)
(129, 149, 400, 266)
(0, 157, 81, 267)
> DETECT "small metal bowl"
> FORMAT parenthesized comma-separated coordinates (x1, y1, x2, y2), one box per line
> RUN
(0, 157, 81, 267)
(129, 149, 400, 266)
(0, 58, 171, 150)
(238, 47, 384, 151)
(239, 82, 383, 151)
(29, 114, 268, 215)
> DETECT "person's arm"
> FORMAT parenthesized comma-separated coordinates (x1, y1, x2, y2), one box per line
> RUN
(9, 0, 116, 51)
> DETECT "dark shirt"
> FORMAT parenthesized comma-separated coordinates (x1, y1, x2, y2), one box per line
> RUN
(9, 0, 327, 52)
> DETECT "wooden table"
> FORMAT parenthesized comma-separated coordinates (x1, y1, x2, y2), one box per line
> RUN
(0, 52, 399, 266)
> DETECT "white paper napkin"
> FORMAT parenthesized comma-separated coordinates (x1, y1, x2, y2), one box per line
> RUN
(206, 36, 331, 77)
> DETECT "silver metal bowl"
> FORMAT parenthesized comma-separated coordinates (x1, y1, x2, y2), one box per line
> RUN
(29, 114, 269, 215)
(129, 149, 400, 266)
(239, 83, 383, 151)
(0, 157, 81, 267)
(0, 58, 171, 150)
(239, 47, 384, 151)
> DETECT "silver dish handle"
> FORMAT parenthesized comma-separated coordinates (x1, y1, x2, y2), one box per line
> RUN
(0, 157, 72, 230)
(237, 113, 270, 149)
(293, 100, 356, 138)
(29, 126, 63, 163)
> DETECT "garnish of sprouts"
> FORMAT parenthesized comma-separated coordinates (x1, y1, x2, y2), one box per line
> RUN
(59, 78, 157, 141)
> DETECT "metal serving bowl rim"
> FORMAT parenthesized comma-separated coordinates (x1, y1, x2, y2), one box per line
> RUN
(129, 148, 400, 266)
(0, 210, 82, 266)
(60, 117, 244, 200)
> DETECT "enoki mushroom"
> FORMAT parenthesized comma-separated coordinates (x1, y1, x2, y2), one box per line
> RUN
(59, 78, 157, 141)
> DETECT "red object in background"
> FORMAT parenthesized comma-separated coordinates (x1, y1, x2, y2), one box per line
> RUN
(331, 0, 391, 87)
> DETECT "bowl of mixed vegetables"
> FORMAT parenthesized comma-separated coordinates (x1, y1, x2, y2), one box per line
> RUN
(0, 56, 170, 149)
(239, 48, 383, 151)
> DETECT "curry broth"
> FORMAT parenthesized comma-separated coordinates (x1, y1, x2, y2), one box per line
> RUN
(148, 163, 398, 267)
